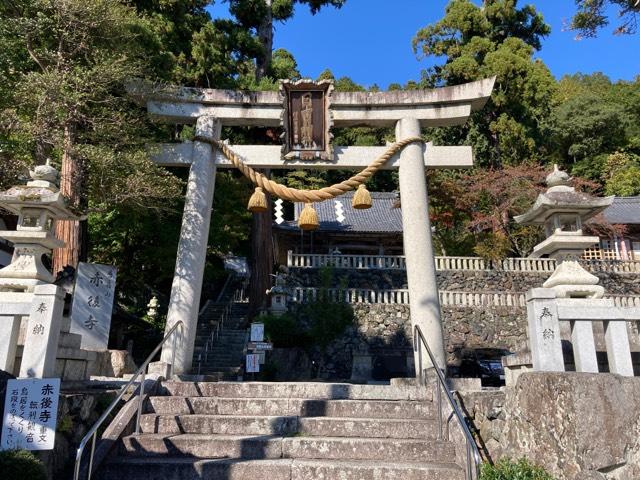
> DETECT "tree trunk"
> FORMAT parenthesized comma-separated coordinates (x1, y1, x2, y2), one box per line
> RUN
(248, 0, 275, 317)
(52, 122, 86, 275)
(256, 0, 273, 81)
(248, 177, 274, 319)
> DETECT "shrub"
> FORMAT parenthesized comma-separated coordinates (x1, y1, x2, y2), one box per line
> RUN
(480, 458, 555, 480)
(0, 450, 47, 480)
(302, 299, 353, 349)
(263, 312, 310, 348)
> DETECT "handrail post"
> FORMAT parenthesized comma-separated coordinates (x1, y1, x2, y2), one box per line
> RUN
(135, 371, 146, 435)
(436, 379, 443, 440)
(88, 432, 96, 480)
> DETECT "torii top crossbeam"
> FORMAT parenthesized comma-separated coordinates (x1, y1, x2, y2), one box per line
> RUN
(130, 77, 494, 127)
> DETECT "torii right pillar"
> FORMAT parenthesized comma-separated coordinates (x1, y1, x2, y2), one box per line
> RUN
(397, 117, 446, 373)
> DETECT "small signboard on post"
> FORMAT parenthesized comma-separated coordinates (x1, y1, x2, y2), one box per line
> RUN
(1, 378, 60, 451)
(246, 354, 260, 373)
(248, 342, 273, 351)
(250, 323, 265, 342)
(70, 262, 117, 351)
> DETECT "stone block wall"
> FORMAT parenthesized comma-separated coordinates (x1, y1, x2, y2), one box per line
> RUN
(460, 372, 640, 480)
(266, 303, 528, 381)
(289, 267, 550, 292)
(288, 266, 640, 295)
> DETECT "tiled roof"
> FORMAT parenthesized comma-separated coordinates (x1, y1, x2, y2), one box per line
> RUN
(275, 194, 640, 233)
(276, 191, 403, 233)
(602, 196, 640, 225)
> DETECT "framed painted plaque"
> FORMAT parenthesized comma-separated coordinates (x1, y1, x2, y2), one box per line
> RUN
(280, 79, 334, 160)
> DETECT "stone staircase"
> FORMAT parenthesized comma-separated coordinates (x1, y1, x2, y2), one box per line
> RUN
(98, 380, 466, 479)
(192, 302, 249, 380)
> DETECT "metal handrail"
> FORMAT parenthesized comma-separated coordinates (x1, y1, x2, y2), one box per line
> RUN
(73, 321, 184, 480)
(413, 325, 481, 480)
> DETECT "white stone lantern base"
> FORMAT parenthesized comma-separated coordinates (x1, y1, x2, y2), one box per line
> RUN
(543, 260, 604, 299)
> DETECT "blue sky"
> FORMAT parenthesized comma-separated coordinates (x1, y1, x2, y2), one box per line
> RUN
(208, 0, 639, 89)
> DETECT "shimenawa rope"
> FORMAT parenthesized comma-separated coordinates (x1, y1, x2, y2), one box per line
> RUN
(194, 135, 424, 203)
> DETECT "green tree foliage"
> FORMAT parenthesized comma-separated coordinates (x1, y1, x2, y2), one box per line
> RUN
(570, 0, 640, 37)
(0, 450, 47, 480)
(549, 73, 640, 181)
(222, 0, 345, 81)
(603, 151, 640, 196)
(0, 0, 183, 210)
(413, 0, 556, 168)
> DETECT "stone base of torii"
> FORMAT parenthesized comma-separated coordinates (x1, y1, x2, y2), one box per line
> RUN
(129, 77, 496, 375)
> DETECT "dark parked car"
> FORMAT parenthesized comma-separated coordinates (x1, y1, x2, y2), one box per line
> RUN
(451, 348, 512, 386)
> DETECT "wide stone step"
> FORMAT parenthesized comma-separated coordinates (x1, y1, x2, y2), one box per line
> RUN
(140, 414, 438, 439)
(140, 414, 297, 435)
(283, 436, 455, 462)
(120, 434, 454, 462)
(120, 434, 283, 459)
(297, 417, 438, 439)
(160, 381, 431, 401)
(99, 458, 291, 480)
(292, 459, 464, 480)
(149, 397, 435, 419)
(99, 457, 463, 480)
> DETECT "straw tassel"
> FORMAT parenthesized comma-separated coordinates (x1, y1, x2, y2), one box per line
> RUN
(247, 187, 268, 213)
(298, 203, 319, 231)
(352, 184, 372, 209)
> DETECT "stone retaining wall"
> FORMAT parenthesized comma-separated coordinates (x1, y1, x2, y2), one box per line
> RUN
(266, 304, 527, 381)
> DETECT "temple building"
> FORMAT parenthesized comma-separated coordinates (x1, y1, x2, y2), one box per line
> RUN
(584, 196, 640, 260)
(273, 191, 404, 265)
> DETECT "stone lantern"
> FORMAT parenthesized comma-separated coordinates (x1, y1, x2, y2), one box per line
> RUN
(0, 161, 80, 291)
(267, 284, 290, 315)
(514, 165, 613, 298)
(266, 268, 292, 315)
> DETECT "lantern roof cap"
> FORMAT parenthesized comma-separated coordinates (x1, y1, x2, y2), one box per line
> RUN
(515, 165, 613, 225)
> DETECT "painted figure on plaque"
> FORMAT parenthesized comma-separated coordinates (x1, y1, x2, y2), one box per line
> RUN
(281, 79, 333, 160)
(300, 93, 315, 149)
(293, 93, 316, 149)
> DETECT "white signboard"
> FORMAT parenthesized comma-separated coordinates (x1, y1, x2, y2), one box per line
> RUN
(250, 323, 265, 342)
(224, 256, 248, 276)
(1, 378, 60, 451)
(70, 262, 117, 351)
(246, 354, 260, 373)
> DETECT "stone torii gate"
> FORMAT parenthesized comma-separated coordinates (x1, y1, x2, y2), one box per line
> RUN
(131, 78, 495, 374)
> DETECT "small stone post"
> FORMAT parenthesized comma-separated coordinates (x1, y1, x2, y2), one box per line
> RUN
(20, 284, 64, 378)
(570, 320, 599, 373)
(526, 288, 564, 372)
(604, 320, 634, 376)
(396, 117, 446, 371)
(0, 315, 21, 373)
(160, 116, 221, 374)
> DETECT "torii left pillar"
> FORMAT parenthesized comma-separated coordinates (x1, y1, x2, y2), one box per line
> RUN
(157, 116, 220, 375)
